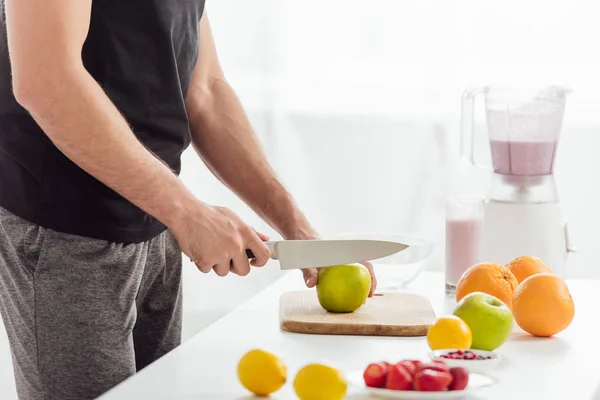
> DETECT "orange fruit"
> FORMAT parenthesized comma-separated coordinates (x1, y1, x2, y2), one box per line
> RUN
(426, 315, 472, 350)
(506, 255, 552, 284)
(455, 263, 519, 309)
(513, 273, 574, 337)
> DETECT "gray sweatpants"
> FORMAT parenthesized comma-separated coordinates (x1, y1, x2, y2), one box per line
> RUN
(0, 206, 183, 400)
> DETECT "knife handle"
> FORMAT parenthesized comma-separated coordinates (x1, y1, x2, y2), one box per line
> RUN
(246, 241, 276, 259)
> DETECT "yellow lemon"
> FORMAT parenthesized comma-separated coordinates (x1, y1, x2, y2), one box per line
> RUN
(293, 363, 347, 400)
(237, 349, 286, 396)
(427, 315, 472, 350)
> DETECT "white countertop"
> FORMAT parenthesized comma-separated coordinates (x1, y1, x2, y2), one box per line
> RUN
(99, 268, 600, 400)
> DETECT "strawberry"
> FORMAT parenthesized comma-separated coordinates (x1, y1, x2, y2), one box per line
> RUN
(405, 359, 424, 371)
(363, 362, 388, 388)
(413, 369, 453, 391)
(381, 361, 393, 369)
(417, 362, 450, 374)
(396, 360, 417, 377)
(448, 367, 469, 391)
(385, 364, 413, 391)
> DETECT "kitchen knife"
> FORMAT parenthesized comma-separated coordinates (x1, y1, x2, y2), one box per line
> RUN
(246, 239, 408, 270)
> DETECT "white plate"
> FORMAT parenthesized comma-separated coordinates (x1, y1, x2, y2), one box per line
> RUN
(347, 370, 495, 399)
(428, 349, 502, 374)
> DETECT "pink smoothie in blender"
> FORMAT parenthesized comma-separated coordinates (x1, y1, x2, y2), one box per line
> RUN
(457, 86, 572, 294)
(490, 140, 557, 176)
(484, 88, 564, 184)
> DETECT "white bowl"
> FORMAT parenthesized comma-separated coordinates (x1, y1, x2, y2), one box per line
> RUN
(348, 369, 495, 399)
(428, 349, 502, 374)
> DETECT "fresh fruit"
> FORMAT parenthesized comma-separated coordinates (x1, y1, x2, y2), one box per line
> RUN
(397, 360, 416, 376)
(506, 255, 552, 283)
(363, 359, 471, 392)
(453, 292, 513, 351)
(455, 262, 519, 309)
(413, 369, 453, 391)
(316, 264, 372, 313)
(405, 359, 423, 371)
(385, 364, 413, 391)
(426, 315, 472, 350)
(363, 363, 388, 388)
(417, 362, 450, 374)
(294, 363, 347, 400)
(237, 349, 286, 396)
(512, 273, 575, 337)
(448, 367, 469, 390)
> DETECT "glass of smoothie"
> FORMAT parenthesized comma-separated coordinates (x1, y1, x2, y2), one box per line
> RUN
(445, 197, 485, 296)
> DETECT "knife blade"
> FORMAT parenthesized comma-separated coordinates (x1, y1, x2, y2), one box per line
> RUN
(246, 239, 408, 270)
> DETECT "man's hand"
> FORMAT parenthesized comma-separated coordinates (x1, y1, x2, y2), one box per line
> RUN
(184, 13, 379, 289)
(171, 203, 271, 277)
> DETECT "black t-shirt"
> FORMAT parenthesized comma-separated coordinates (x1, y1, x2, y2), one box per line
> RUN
(0, 0, 205, 244)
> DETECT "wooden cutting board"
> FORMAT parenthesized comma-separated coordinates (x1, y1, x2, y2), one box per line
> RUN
(279, 290, 436, 337)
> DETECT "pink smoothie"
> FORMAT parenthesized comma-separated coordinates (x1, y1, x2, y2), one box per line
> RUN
(490, 140, 557, 176)
(445, 218, 484, 285)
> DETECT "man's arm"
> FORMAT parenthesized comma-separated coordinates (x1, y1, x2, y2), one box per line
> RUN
(186, 14, 318, 243)
(186, 13, 377, 292)
(7, 0, 195, 228)
(6, 0, 270, 275)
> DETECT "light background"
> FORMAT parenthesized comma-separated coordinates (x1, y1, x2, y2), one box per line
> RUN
(177, 0, 598, 353)
(1, 1, 598, 397)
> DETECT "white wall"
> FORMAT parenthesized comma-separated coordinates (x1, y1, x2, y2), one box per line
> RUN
(180, 0, 600, 337)
(205, 0, 599, 271)
(2, 1, 600, 397)
(211, 0, 600, 118)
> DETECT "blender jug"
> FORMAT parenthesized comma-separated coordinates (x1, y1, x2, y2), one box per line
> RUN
(461, 86, 571, 178)
(458, 86, 575, 278)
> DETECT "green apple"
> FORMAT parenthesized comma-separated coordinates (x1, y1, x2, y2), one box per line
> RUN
(316, 264, 371, 313)
(453, 291, 513, 351)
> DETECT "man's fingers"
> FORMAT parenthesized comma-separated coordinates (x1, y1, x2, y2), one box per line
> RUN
(252, 227, 270, 242)
(231, 253, 251, 276)
(247, 234, 270, 267)
(302, 267, 319, 288)
(361, 261, 377, 297)
(194, 260, 212, 274)
(213, 262, 230, 277)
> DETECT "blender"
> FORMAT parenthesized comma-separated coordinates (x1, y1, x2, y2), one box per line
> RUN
(460, 86, 576, 278)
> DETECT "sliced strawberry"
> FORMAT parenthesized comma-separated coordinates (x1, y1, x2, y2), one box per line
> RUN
(363, 362, 388, 388)
(405, 359, 424, 371)
(385, 364, 413, 391)
(381, 361, 393, 370)
(448, 367, 469, 391)
(417, 362, 450, 374)
(413, 369, 453, 391)
(396, 360, 417, 377)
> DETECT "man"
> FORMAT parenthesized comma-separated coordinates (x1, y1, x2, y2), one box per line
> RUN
(0, 1, 376, 399)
